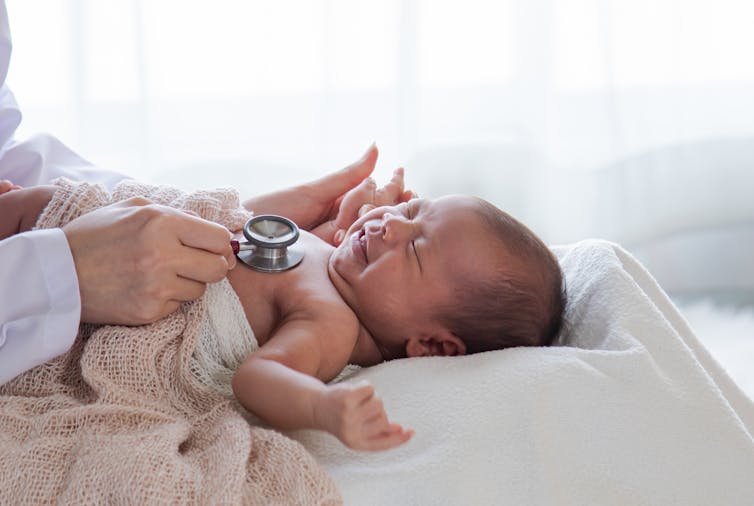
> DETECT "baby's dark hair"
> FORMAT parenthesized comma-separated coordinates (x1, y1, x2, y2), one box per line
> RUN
(435, 199, 566, 353)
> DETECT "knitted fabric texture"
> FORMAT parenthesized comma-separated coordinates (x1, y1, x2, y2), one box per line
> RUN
(0, 178, 341, 505)
(194, 278, 259, 400)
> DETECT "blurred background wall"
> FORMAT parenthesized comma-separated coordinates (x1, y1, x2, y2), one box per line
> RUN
(6, 0, 754, 307)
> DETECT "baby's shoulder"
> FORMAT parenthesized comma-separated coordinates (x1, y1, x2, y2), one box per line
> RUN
(277, 232, 359, 339)
(273, 259, 359, 380)
(289, 273, 359, 342)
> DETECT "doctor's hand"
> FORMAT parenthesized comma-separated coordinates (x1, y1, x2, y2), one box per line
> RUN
(0, 179, 23, 194)
(63, 198, 235, 325)
(0, 184, 56, 240)
(312, 166, 416, 246)
(242, 143, 381, 241)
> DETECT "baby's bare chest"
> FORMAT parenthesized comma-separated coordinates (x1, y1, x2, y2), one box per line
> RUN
(226, 233, 351, 346)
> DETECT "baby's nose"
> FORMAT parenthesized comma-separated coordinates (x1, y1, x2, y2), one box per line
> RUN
(382, 214, 412, 242)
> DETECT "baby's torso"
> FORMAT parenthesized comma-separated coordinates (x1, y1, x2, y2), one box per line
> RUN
(226, 230, 359, 353)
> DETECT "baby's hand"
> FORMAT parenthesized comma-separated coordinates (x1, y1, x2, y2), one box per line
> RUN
(315, 380, 414, 451)
(312, 168, 417, 246)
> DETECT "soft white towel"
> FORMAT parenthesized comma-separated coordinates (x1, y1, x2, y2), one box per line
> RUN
(292, 240, 754, 506)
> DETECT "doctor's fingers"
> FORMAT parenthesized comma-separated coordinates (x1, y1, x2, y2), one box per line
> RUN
(165, 276, 208, 303)
(131, 278, 205, 323)
(173, 246, 234, 284)
(120, 201, 233, 257)
(0, 179, 22, 194)
(121, 210, 233, 273)
(305, 143, 378, 210)
(137, 207, 236, 269)
(331, 143, 379, 192)
(337, 177, 376, 225)
(374, 168, 405, 205)
(166, 211, 234, 257)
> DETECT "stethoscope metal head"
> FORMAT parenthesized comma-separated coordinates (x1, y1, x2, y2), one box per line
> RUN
(231, 215, 304, 273)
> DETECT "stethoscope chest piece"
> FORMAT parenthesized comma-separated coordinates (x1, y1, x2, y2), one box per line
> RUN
(231, 215, 304, 273)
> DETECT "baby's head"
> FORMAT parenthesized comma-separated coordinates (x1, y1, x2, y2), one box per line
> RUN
(328, 195, 566, 360)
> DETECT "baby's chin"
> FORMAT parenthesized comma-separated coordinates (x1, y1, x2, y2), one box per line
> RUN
(326, 250, 349, 289)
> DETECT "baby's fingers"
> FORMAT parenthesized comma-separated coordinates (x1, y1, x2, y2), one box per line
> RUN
(401, 189, 418, 202)
(361, 396, 389, 425)
(349, 380, 377, 404)
(364, 423, 414, 451)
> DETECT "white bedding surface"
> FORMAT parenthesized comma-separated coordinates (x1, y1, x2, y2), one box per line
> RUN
(677, 300, 754, 401)
(292, 240, 754, 505)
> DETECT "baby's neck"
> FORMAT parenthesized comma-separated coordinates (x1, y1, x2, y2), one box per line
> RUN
(349, 325, 384, 367)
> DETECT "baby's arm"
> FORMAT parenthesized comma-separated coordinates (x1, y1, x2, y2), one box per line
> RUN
(232, 321, 413, 451)
(311, 168, 416, 246)
(0, 184, 56, 240)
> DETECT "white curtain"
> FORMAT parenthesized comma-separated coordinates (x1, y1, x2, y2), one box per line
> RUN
(6, 0, 754, 260)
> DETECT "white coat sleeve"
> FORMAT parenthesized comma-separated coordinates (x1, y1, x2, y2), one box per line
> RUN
(0, 127, 129, 190)
(0, 0, 125, 385)
(0, 228, 81, 385)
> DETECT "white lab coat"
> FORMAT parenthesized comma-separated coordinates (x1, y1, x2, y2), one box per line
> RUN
(0, 1, 127, 385)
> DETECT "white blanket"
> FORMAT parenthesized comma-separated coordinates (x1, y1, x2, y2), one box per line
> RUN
(292, 240, 754, 505)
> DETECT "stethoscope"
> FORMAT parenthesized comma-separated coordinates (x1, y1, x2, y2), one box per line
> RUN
(230, 215, 304, 273)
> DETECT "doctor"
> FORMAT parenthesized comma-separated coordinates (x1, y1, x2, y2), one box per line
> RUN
(0, 2, 377, 385)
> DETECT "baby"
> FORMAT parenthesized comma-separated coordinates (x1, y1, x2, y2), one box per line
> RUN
(0, 166, 566, 452)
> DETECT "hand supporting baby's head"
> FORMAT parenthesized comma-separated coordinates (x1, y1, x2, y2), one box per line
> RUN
(327, 194, 566, 360)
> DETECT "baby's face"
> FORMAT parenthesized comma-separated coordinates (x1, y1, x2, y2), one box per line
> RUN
(328, 195, 495, 358)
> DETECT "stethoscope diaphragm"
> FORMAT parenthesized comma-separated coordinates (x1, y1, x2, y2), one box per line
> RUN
(231, 215, 304, 273)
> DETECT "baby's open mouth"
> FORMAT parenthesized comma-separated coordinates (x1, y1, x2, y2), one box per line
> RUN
(358, 228, 368, 263)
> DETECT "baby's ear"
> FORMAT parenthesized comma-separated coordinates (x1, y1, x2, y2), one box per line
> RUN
(440, 332, 467, 356)
(438, 330, 467, 356)
(405, 331, 466, 357)
(405, 337, 429, 357)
